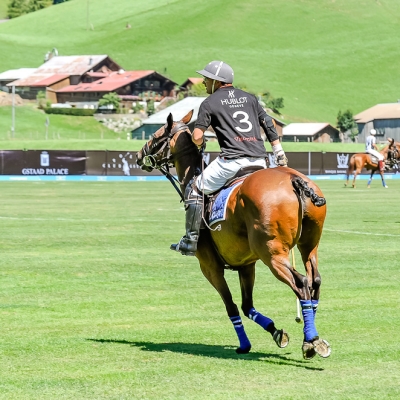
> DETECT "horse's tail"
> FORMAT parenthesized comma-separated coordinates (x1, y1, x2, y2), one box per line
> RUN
(291, 176, 326, 207)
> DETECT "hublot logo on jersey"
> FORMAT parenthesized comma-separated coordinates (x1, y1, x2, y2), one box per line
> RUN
(221, 97, 248, 106)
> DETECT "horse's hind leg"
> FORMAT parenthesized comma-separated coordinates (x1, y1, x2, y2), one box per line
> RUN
(238, 264, 289, 349)
(257, 237, 330, 360)
(297, 231, 331, 359)
(352, 168, 360, 188)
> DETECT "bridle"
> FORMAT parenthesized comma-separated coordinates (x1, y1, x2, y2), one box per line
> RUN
(138, 121, 195, 201)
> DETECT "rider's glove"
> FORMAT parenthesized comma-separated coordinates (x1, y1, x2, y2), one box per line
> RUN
(272, 143, 288, 167)
(276, 153, 288, 167)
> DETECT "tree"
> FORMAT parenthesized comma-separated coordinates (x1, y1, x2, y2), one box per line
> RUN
(337, 109, 358, 140)
(146, 100, 155, 116)
(7, 0, 28, 18)
(27, 0, 52, 12)
(98, 92, 121, 112)
(8, 0, 52, 17)
(36, 90, 47, 109)
(187, 83, 207, 97)
(260, 91, 284, 114)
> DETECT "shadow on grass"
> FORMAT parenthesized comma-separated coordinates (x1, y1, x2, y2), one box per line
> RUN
(87, 338, 324, 371)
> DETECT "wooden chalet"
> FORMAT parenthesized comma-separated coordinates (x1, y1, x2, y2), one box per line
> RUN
(354, 103, 400, 142)
(55, 70, 177, 107)
(7, 55, 122, 100)
(283, 123, 340, 142)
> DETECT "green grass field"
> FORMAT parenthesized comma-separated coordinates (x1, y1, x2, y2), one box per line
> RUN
(1, 179, 399, 399)
(0, 0, 399, 124)
(0, 104, 120, 142)
(0, 2, 7, 21)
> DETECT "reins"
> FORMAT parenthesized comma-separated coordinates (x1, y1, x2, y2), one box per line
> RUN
(140, 122, 200, 202)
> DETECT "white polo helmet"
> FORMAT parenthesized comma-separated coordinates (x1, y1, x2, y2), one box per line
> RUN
(196, 61, 234, 84)
(370, 129, 376, 135)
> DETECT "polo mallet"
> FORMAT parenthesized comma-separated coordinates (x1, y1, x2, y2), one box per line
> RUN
(291, 249, 302, 323)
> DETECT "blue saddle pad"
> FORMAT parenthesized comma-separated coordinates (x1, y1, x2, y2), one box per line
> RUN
(209, 182, 242, 226)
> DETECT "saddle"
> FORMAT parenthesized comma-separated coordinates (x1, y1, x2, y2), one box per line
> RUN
(202, 165, 265, 227)
(366, 153, 379, 164)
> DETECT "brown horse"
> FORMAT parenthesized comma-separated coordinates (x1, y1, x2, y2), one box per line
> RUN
(136, 110, 330, 360)
(345, 139, 400, 188)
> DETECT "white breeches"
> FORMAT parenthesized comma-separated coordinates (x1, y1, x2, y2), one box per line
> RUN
(366, 149, 384, 161)
(195, 156, 266, 195)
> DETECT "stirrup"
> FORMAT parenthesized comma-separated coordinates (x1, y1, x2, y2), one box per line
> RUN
(170, 237, 197, 256)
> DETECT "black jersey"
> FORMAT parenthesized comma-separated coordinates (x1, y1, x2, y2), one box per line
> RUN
(195, 86, 273, 159)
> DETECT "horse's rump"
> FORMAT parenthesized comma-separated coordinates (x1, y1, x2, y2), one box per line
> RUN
(209, 167, 326, 266)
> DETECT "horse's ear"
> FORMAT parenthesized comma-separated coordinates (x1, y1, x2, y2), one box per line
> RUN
(167, 113, 174, 129)
(181, 110, 193, 124)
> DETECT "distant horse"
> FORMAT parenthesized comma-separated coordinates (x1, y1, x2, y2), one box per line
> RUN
(345, 139, 400, 188)
(136, 110, 330, 360)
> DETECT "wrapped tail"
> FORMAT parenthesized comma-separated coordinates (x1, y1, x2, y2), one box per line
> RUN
(291, 176, 326, 207)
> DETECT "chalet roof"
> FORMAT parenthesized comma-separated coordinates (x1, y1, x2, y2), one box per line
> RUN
(354, 103, 400, 123)
(143, 97, 207, 124)
(283, 123, 337, 136)
(56, 70, 169, 93)
(85, 72, 109, 78)
(8, 55, 121, 87)
(181, 77, 203, 87)
(24, 74, 70, 87)
(0, 68, 37, 81)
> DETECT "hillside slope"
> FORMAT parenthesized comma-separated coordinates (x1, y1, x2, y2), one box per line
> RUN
(0, 0, 399, 124)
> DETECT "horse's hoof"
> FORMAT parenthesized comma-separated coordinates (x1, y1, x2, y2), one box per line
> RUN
(302, 341, 317, 360)
(384, 185, 389, 188)
(273, 329, 289, 348)
(314, 338, 331, 358)
(236, 345, 251, 354)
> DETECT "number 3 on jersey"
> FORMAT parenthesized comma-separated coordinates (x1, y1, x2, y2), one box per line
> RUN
(233, 111, 253, 133)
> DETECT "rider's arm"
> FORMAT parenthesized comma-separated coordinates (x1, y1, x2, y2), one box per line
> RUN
(192, 127, 205, 148)
(258, 108, 288, 166)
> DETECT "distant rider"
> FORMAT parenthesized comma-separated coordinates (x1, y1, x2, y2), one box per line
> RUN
(171, 60, 288, 256)
(365, 129, 384, 171)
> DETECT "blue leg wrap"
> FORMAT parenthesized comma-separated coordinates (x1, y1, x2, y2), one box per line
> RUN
(312, 299, 319, 319)
(367, 178, 372, 186)
(230, 316, 251, 350)
(300, 300, 319, 342)
(248, 307, 274, 332)
(382, 179, 387, 187)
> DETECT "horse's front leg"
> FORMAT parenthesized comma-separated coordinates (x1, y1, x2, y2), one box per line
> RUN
(238, 264, 289, 349)
(196, 233, 251, 354)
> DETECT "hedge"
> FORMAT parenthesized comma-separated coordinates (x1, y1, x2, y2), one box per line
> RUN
(44, 108, 96, 116)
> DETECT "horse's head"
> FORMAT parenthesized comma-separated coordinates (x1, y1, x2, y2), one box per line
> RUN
(136, 110, 194, 172)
